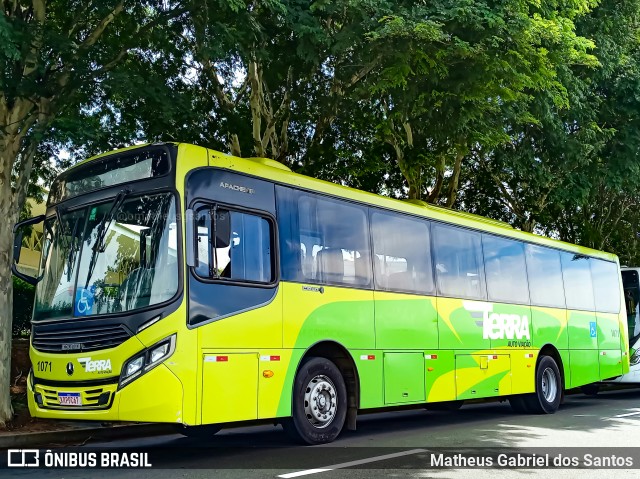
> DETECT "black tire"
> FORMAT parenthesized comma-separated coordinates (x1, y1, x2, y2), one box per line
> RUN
(523, 355, 563, 414)
(580, 384, 600, 396)
(282, 356, 347, 445)
(509, 395, 530, 413)
(176, 424, 221, 439)
(425, 400, 464, 411)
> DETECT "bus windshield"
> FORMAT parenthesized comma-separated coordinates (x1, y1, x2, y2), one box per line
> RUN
(33, 192, 178, 321)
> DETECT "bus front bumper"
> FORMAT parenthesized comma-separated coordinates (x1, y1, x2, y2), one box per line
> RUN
(27, 363, 184, 423)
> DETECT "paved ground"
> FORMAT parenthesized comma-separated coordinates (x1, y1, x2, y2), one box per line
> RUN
(5, 387, 640, 478)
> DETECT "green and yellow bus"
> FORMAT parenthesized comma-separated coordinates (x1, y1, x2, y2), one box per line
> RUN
(12, 143, 630, 444)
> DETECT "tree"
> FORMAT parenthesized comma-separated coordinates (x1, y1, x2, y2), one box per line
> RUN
(359, 0, 598, 205)
(460, 0, 640, 239)
(0, 0, 188, 425)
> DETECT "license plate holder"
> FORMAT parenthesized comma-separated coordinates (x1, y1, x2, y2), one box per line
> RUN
(58, 392, 82, 406)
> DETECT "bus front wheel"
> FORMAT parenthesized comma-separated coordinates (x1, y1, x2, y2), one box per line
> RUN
(283, 356, 347, 445)
(524, 355, 563, 414)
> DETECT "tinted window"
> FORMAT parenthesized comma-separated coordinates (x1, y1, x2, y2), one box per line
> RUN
(561, 253, 595, 310)
(297, 194, 370, 287)
(433, 224, 485, 300)
(525, 244, 565, 308)
(591, 259, 620, 313)
(194, 206, 273, 283)
(482, 235, 529, 303)
(371, 211, 433, 294)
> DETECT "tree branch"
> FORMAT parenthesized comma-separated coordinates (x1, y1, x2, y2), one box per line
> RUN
(80, 1, 125, 50)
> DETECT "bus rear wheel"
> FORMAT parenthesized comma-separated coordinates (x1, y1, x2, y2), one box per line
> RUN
(283, 357, 347, 445)
(523, 355, 562, 414)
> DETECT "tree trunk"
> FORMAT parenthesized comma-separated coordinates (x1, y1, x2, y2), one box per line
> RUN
(0, 214, 15, 425)
(445, 148, 465, 208)
(0, 146, 18, 425)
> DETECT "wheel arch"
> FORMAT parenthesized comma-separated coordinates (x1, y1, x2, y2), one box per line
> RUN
(538, 343, 566, 389)
(293, 340, 360, 430)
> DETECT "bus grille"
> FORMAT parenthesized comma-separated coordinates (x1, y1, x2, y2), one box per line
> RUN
(32, 324, 132, 353)
(35, 383, 117, 410)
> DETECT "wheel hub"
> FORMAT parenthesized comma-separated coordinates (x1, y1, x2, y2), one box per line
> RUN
(304, 375, 337, 429)
(541, 367, 558, 403)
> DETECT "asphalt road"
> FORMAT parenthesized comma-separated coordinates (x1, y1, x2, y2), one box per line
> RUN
(7, 387, 640, 478)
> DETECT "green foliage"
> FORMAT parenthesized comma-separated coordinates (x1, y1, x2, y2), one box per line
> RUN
(4, 0, 640, 271)
(12, 277, 34, 337)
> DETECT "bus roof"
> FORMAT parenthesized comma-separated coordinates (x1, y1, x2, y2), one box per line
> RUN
(74, 142, 619, 263)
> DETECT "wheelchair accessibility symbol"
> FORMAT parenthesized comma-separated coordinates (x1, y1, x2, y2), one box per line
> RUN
(589, 321, 597, 338)
(74, 287, 94, 316)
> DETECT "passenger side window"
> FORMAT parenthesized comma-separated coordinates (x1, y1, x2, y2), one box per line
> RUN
(194, 206, 274, 284)
(433, 224, 485, 300)
(371, 211, 433, 294)
(561, 253, 595, 311)
(298, 194, 370, 287)
(591, 259, 621, 313)
(482, 235, 529, 304)
(525, 244, 565, 308)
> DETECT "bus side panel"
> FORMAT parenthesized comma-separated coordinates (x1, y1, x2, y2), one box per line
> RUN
(530, 307, 568, 350)
(282, 283, 374, 350)
(352, 350, 384, 408)
(597, 312, 625, 380)
(567, 310, 598, 350)
(436, 298, 491, 351)
(487, 303, 532, 350)
(567, 310, 600, 387)
(454, 354, 510, 400)
(599, 349, 623, 380)
(373, 294, 438, 350)
(201, 352, 258, 424)
(425, 350, 456, 403)
(196, 291, 283, 349)
(597, 312, 624, 350)
(558, 349, 571, 389)
(509, 350, 537, 394)
(383, 352, 426, 404)
(277, 282, 375, 415)
(568, 350, 600, 388)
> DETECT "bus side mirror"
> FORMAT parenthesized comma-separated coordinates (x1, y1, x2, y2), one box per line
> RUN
(12, 214, 45, 285)
(13, 230, 24, 264)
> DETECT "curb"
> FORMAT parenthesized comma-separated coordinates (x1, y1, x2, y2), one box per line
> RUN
(0, 423, 177, 449)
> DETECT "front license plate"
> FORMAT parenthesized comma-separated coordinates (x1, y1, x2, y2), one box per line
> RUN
(58, 392, 82, 406)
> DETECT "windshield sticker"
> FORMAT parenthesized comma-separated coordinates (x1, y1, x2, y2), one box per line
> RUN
(74, 287, 95, 316)
(89, 207, 97, 221)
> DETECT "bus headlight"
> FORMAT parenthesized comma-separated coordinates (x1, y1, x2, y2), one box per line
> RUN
(124, 356, 145, 378)
(149, 342, 170, 365)
(119, 334, 176, 388)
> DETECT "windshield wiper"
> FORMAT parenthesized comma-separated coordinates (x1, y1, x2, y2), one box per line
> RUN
(65, 215, 83, 282)
(84, 189, 130, 288)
